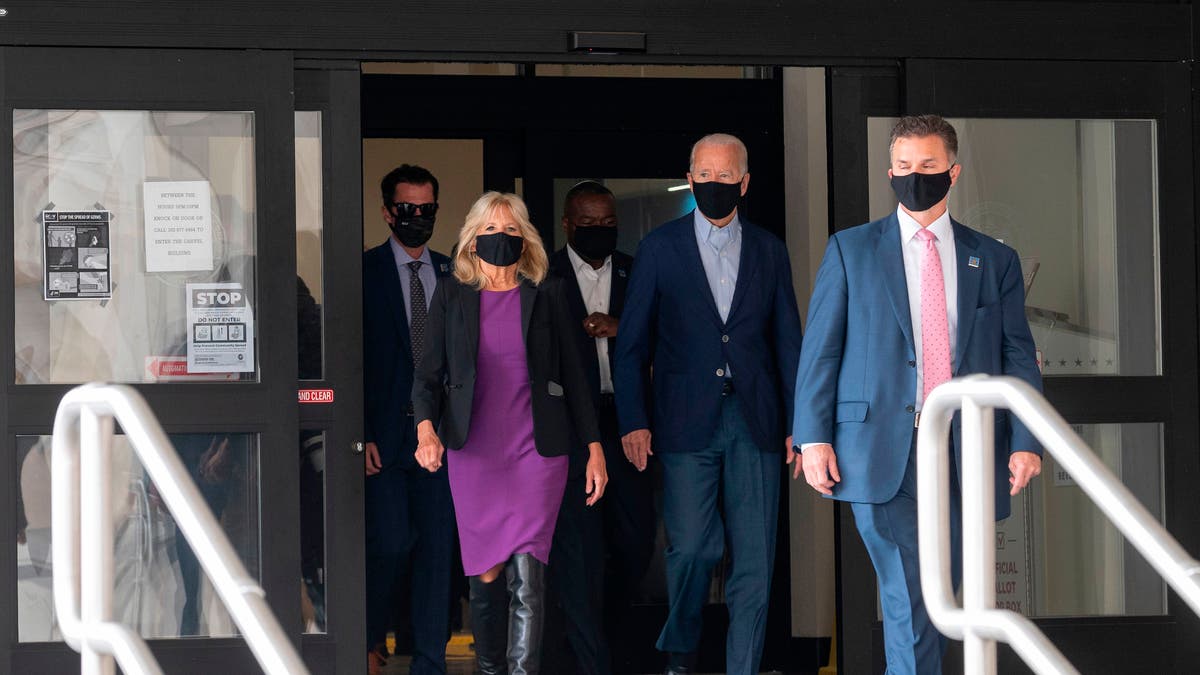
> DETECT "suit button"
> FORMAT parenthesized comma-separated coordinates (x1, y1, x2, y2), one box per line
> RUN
(907, 360, 916, 367)
(722, 335, 730, 343)
(716, 368, 725, 377)
(905, 405, 915, 413)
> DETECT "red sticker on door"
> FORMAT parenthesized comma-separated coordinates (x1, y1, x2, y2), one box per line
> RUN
(298, 388, 334, 404)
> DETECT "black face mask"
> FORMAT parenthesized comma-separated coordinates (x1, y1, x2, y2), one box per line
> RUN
(691, 180, 743, 221)
(890, 169, 953, 212)
(388, 214, 436, 248)
(570, 225, 618, 262)
(475, 232, 524, 267)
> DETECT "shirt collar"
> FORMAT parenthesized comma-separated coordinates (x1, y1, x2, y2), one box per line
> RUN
(896, 205, 953, 245)
(389, 237, 433, 268)
(692, 208, 742, 247)
(566, 244, 611, 275)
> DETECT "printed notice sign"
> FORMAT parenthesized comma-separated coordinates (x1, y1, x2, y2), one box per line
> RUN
(43, 210, 112, 301)
(186, 282, 254, 373)
(144, 181, 214, 272)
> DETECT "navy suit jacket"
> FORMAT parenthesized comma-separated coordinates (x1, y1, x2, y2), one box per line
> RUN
(614, 211, 803, 455)
(362, 239, 452, 469)
(791, 213, 1043, 519)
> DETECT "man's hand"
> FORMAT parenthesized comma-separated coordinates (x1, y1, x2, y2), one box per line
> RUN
(585, 443, 608, 506)
(414, 422, 445, 473)
(364, 442, 382, 476)
(1009, 451, 1042, 496)
(583, 312, 619, 338)
(622, 428, 652, 472)
(801, 443, 841, 496)
(784, 436, 803, 480)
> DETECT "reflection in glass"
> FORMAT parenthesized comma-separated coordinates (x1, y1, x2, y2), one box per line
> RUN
(1025, 424, 1165, 617)
(13, 110, 257, 384)
(867, 117, 1161, 376)
(16, 433, 260, 641)
(299, 430, 327, 633)
(296, 112, 324, 380)
(551, 178, 696, 253)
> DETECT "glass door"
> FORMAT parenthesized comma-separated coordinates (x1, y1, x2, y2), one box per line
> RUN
(829, 59, 1199, 674)
(1, 46, 304, 673)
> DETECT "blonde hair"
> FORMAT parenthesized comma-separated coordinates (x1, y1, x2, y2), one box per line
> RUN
(453, 191, 549, 288)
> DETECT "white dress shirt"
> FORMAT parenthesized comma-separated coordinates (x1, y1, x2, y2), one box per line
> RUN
(897, 205, 958, 410)
(800, 206, 958, 451)
(567, 245, 615, 393)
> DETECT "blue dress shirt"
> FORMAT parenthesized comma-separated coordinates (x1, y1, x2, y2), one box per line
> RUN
(388, 237, 438, 326)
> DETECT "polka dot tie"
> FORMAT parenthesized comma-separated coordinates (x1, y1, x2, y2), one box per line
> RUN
(917, 228, 951, 403)
(408, 261, 426, 365)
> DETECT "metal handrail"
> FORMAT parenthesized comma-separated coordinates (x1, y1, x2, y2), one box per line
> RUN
(916, 375, 1200, 675)
(51, 383, 310, 675)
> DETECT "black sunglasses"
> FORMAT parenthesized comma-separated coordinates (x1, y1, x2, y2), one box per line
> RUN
(390, 201, 439, 219)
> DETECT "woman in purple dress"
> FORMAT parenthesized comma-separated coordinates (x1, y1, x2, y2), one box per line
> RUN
(412, 191, 608, 675)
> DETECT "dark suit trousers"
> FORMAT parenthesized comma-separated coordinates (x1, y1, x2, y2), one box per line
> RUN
(364, 455, 454, 674)
(850, 432, 964, 675)
(657, 397, 780, 675)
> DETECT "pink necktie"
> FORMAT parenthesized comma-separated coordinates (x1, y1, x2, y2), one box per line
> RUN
(917, 228, 952, 403)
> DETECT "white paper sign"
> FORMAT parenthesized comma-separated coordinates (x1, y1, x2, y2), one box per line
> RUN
(995, 493, 1033, 615)
(186, 283, 254, 373)
(144, 181, 214, 272)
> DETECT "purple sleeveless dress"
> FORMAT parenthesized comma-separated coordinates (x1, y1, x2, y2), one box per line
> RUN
(448, 287, 569, 576)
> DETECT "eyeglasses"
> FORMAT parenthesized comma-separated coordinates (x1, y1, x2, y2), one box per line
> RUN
(390, 201, 439, 219)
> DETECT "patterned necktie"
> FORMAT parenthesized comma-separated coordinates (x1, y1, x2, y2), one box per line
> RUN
(917, 228, 952, 403)
(408, 261, 426, 365)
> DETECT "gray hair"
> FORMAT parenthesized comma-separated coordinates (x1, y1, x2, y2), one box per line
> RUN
(689, 133, 749, 175)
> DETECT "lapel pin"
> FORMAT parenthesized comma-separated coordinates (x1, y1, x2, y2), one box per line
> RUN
(618, 269, 627, 278)
(439, 263, 449, 273)
(968, 256, 981, 268)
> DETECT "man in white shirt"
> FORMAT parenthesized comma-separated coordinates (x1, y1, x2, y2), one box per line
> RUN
(792, 115, 1043, 674)
(544, 181, 654, 675)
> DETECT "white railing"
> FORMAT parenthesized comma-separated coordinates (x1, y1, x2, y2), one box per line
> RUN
(51, 383, 310, 675)
(916, 375, 1200, 675)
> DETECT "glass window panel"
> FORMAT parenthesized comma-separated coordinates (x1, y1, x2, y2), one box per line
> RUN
(867, 117, 1161, 376)
(16, 433, 260, 641)
(14, 110, 258, 384)
(534, 64, 760, 79)
(551, 178, 695, 253)
(1022, 423, 1166, 617)
(296, 112, 324, 380)
(299, 430, 326, 634)
(361, 62, 520, 76)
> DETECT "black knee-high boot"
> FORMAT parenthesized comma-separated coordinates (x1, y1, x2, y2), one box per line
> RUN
(469, 575, 509, 675)
(506, 554, 545, 675)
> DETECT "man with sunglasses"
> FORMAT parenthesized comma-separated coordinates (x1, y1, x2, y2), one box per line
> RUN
(362, 164, 454, 675)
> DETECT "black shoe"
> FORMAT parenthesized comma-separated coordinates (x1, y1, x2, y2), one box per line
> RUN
(469, 575, 509, 675)
(506, 554, 546, 675)
(664, 652, 696, 674)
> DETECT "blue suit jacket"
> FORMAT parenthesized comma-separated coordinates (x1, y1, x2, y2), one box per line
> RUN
(614, 212, 803, 455)
(362, 240, 453, 469)
(791, 213, 1043, 519)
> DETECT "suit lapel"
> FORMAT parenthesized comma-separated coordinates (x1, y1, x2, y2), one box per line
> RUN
(610, 253, 630, 317)
(673, 214, 723, 325)
(876, 214, 915, 355)
(461, 285, 480, 362)
(553, 250, 589, 322)
(727, 223, 761, 321)
(953, 221, 982, 372)
(520, 279, 537, 341)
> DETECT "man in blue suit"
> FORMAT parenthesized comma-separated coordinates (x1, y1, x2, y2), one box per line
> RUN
(362, 165, 455, 675)
(792, 115, 1043, 674)
(614, 134, 803, 675)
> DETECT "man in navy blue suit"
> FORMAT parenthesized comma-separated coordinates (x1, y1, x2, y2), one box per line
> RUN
(793, 115, 1043, 674)
(362, 165, 455, 675)
(614, 134, 803, 675)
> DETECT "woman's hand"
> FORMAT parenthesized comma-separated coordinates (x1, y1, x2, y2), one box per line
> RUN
(584, 442, 608, 506)
(414, 420, 445, 472)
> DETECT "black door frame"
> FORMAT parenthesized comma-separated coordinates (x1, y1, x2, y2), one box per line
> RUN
(0, 47, 301, 673)
(829, 59, 1199, 674)
(294, 62, 367, 674)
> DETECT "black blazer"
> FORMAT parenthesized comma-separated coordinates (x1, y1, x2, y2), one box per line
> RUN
(362, 240, 453, 468)
(412, 275, 602, 459)
(548, 246, 634, 400)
